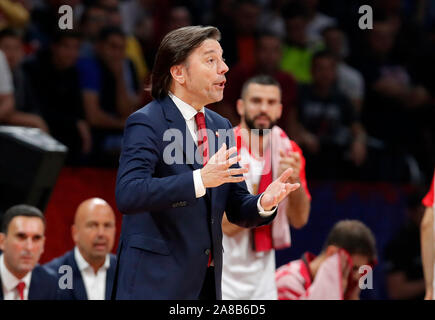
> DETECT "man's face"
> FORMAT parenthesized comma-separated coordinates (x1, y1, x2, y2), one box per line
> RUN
(350, 254, 371, 284)
(83, 7, 108, 39)
(72, 204, 116, 261)
(323, 29, 343, 58)
(0, 217, 45, 278)
(98, 34, 126, 63)
(256, 36, 282, 73)
(286, 17, 307, 46)
(52, 37, 81, 69)
(182, 39, 228, 106)
(311, 57, 337, 88)
(369, 22, 395, 56)
(0, 36, 24, 70)
(238, 83, 282, 133)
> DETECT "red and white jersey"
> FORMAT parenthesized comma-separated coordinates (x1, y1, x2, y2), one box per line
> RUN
(222, 125, 310, 300)
(422, 170, 435, 208)
(275, 253, 314, 300)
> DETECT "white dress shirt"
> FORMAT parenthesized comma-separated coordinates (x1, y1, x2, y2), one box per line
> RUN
(168, 92, 276, 216)
(0, 255, 32, 300)
(74, 247, 110, 300)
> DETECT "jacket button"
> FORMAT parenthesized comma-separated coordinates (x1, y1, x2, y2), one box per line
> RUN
(210, 218, 214, 224)
(204, 248, 211, 255)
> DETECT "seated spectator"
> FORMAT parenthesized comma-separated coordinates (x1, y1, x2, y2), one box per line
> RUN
(0, 28, 48, 132)
(280, 3, 315, 84)
(218, 32, 298, 135)
(384, 190, 426, 300)
(296, 51, 368, 180)
(23, 30, 91, 165)
(45, 198, 116, 300)
(301, 0, 337, 48)
(350, 19, 430, 155)
(216, 0, 261, 68)
(0, 0, 30, 32)
(0, 204, 58, 300)
(79, 4, 108, 58)
(276, 220, 377, 300)
(322, 26, 365, 113)
(77, 26, 139, 166)
(0, 48, 14, 123)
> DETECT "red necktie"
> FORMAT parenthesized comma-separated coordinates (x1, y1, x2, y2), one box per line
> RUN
(194, 112, 209, 165)
(194, 112, 212, 267)
(16, 281, 25, 300)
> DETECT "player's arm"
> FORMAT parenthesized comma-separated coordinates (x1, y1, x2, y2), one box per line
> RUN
(421, 206, 434, 299)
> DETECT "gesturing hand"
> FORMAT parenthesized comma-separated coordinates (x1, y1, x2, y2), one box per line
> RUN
(200, 143, 248, 189)
(260, 168, 300, 211)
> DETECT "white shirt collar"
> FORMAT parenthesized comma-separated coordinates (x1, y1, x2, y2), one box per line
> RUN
(74, 246, 110, 273)
(168, 91, 205, 121)
(0, 254, 32, 292)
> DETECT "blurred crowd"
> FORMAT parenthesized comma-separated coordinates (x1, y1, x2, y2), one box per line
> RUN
(0, 0, 433, 183)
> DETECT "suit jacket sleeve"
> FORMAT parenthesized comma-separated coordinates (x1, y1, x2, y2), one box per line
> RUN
(116, 112, 197, 214)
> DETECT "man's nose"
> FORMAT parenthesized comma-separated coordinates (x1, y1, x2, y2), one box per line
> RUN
(24, 238, 34, 250)
(219, 59, 229, 74)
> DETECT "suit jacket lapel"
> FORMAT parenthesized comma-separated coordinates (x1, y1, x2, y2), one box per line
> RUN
(68, 252, 88, 300)
(160, 96, 202, 171)
(105, 255, 116, 300)
(0, 275, 3, 300)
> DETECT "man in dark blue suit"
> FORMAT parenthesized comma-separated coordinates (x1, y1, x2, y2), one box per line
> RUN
(45, 198, 116, 300)
(0, 204, 58, 300)
(113, 26, 300, 300)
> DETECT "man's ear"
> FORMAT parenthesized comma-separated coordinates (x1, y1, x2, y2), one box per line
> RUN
(236, 99, 244, 117)
(325, 245, 340, 257)
(170, 64, 186, 85)
(71, 225, 78, 244)
(0, 233, 5, 251)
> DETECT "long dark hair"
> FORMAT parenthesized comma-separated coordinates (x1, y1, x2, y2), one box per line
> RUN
(150, 26, 221, 100)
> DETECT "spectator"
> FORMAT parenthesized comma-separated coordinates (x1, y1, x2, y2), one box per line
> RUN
(23, 30, 91, 165)
(280, 3, 315, 84)
(350, 19, 430, 155)
(0, 204, 58, 300)
(299, 0, 336, 48)
(0, 28, 48, 132)
(322, 25, 365, 113)
(216, 0, 261, 68)
(296, 50, 368, 180)
(0, 48, 14, 123)
(420, 170, 435, 299)
(221, 75, 311, 300)
(77, 26, 139, 166)
(79, 4, 108, 58)
(167, 6, 192, 33)
(384, 190, 426, 299)
(218, 32, 298, 136)
(276, 220, 377, 300)
(45, 198, 116, 300)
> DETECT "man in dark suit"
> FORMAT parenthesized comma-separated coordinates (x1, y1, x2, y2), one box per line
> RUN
(113, 26, 301, 300)
(0, 204, 58, 300)
(45, 198, 116, 300)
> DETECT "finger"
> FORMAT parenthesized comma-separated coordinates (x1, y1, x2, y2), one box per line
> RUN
(227, 168, 248, 176)
(223, 154, 241, 168)
(223, 176, 246, 183)
(214, 143, 227, 161)
(224, 146, 238, 160)
(278, 167, 293, 183)
(279, 149, 285, 157)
